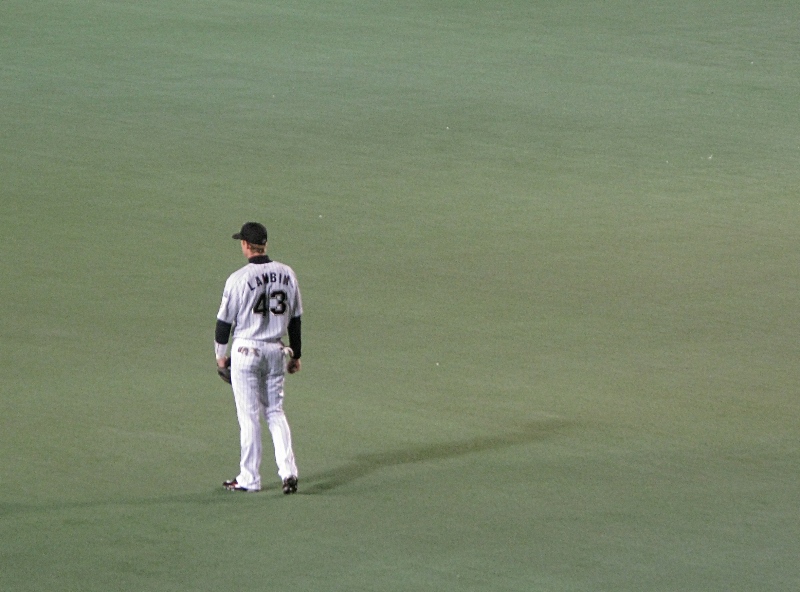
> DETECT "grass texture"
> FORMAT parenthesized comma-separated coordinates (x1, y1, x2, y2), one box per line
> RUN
(1, 1, 799, 590)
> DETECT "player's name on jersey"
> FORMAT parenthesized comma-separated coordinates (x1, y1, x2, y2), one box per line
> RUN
(247, 271, 294, 292)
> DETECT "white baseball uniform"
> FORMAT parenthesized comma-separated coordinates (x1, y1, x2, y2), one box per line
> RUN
(216, 255, 303, 491)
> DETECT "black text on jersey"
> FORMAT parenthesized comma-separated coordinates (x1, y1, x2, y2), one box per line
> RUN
(247, 272, 293, 291)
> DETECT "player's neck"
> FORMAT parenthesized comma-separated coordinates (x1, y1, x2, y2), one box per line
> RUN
(243, 246, 266, 258)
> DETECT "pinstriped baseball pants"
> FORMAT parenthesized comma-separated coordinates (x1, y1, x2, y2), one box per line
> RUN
(230, 339, 298, 491)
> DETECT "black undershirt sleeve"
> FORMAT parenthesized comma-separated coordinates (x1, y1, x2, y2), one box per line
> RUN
(288, 316, 302, 359)
(215, 319, 233, 345)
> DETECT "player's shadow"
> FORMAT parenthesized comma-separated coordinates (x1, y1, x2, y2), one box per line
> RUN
(0, 419, 571, 517)
(301, 418, 571, 494)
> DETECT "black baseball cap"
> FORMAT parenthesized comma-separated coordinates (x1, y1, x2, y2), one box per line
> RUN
(232, 222, 268, 245)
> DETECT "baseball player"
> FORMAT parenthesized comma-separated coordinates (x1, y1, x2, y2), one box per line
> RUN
(214, 222, 303, 494)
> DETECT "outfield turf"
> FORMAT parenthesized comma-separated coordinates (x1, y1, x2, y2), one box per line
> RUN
(2, 1, 799, 590)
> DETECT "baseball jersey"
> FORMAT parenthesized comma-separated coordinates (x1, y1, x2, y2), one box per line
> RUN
(217, 255, 303, 343)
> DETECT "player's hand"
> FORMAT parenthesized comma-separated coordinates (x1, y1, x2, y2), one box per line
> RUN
(217, 357, 232, 384)
(287, 358, 301, 374)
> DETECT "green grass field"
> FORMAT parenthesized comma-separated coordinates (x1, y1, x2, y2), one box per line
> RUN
(2, 1, 799, 590)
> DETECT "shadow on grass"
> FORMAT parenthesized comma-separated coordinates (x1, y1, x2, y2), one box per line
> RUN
(301, 417, 572, 494)
(0, 418, 571, 516)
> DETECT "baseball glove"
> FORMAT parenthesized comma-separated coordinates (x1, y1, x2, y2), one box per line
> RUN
(217, 357, 232, 384)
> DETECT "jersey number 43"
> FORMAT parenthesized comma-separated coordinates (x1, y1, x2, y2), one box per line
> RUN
(253, 290, 288, 316)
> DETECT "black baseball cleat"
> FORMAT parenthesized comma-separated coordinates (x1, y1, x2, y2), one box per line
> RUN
(282, 476, 298, 495)
(223, 479, 259, 492)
